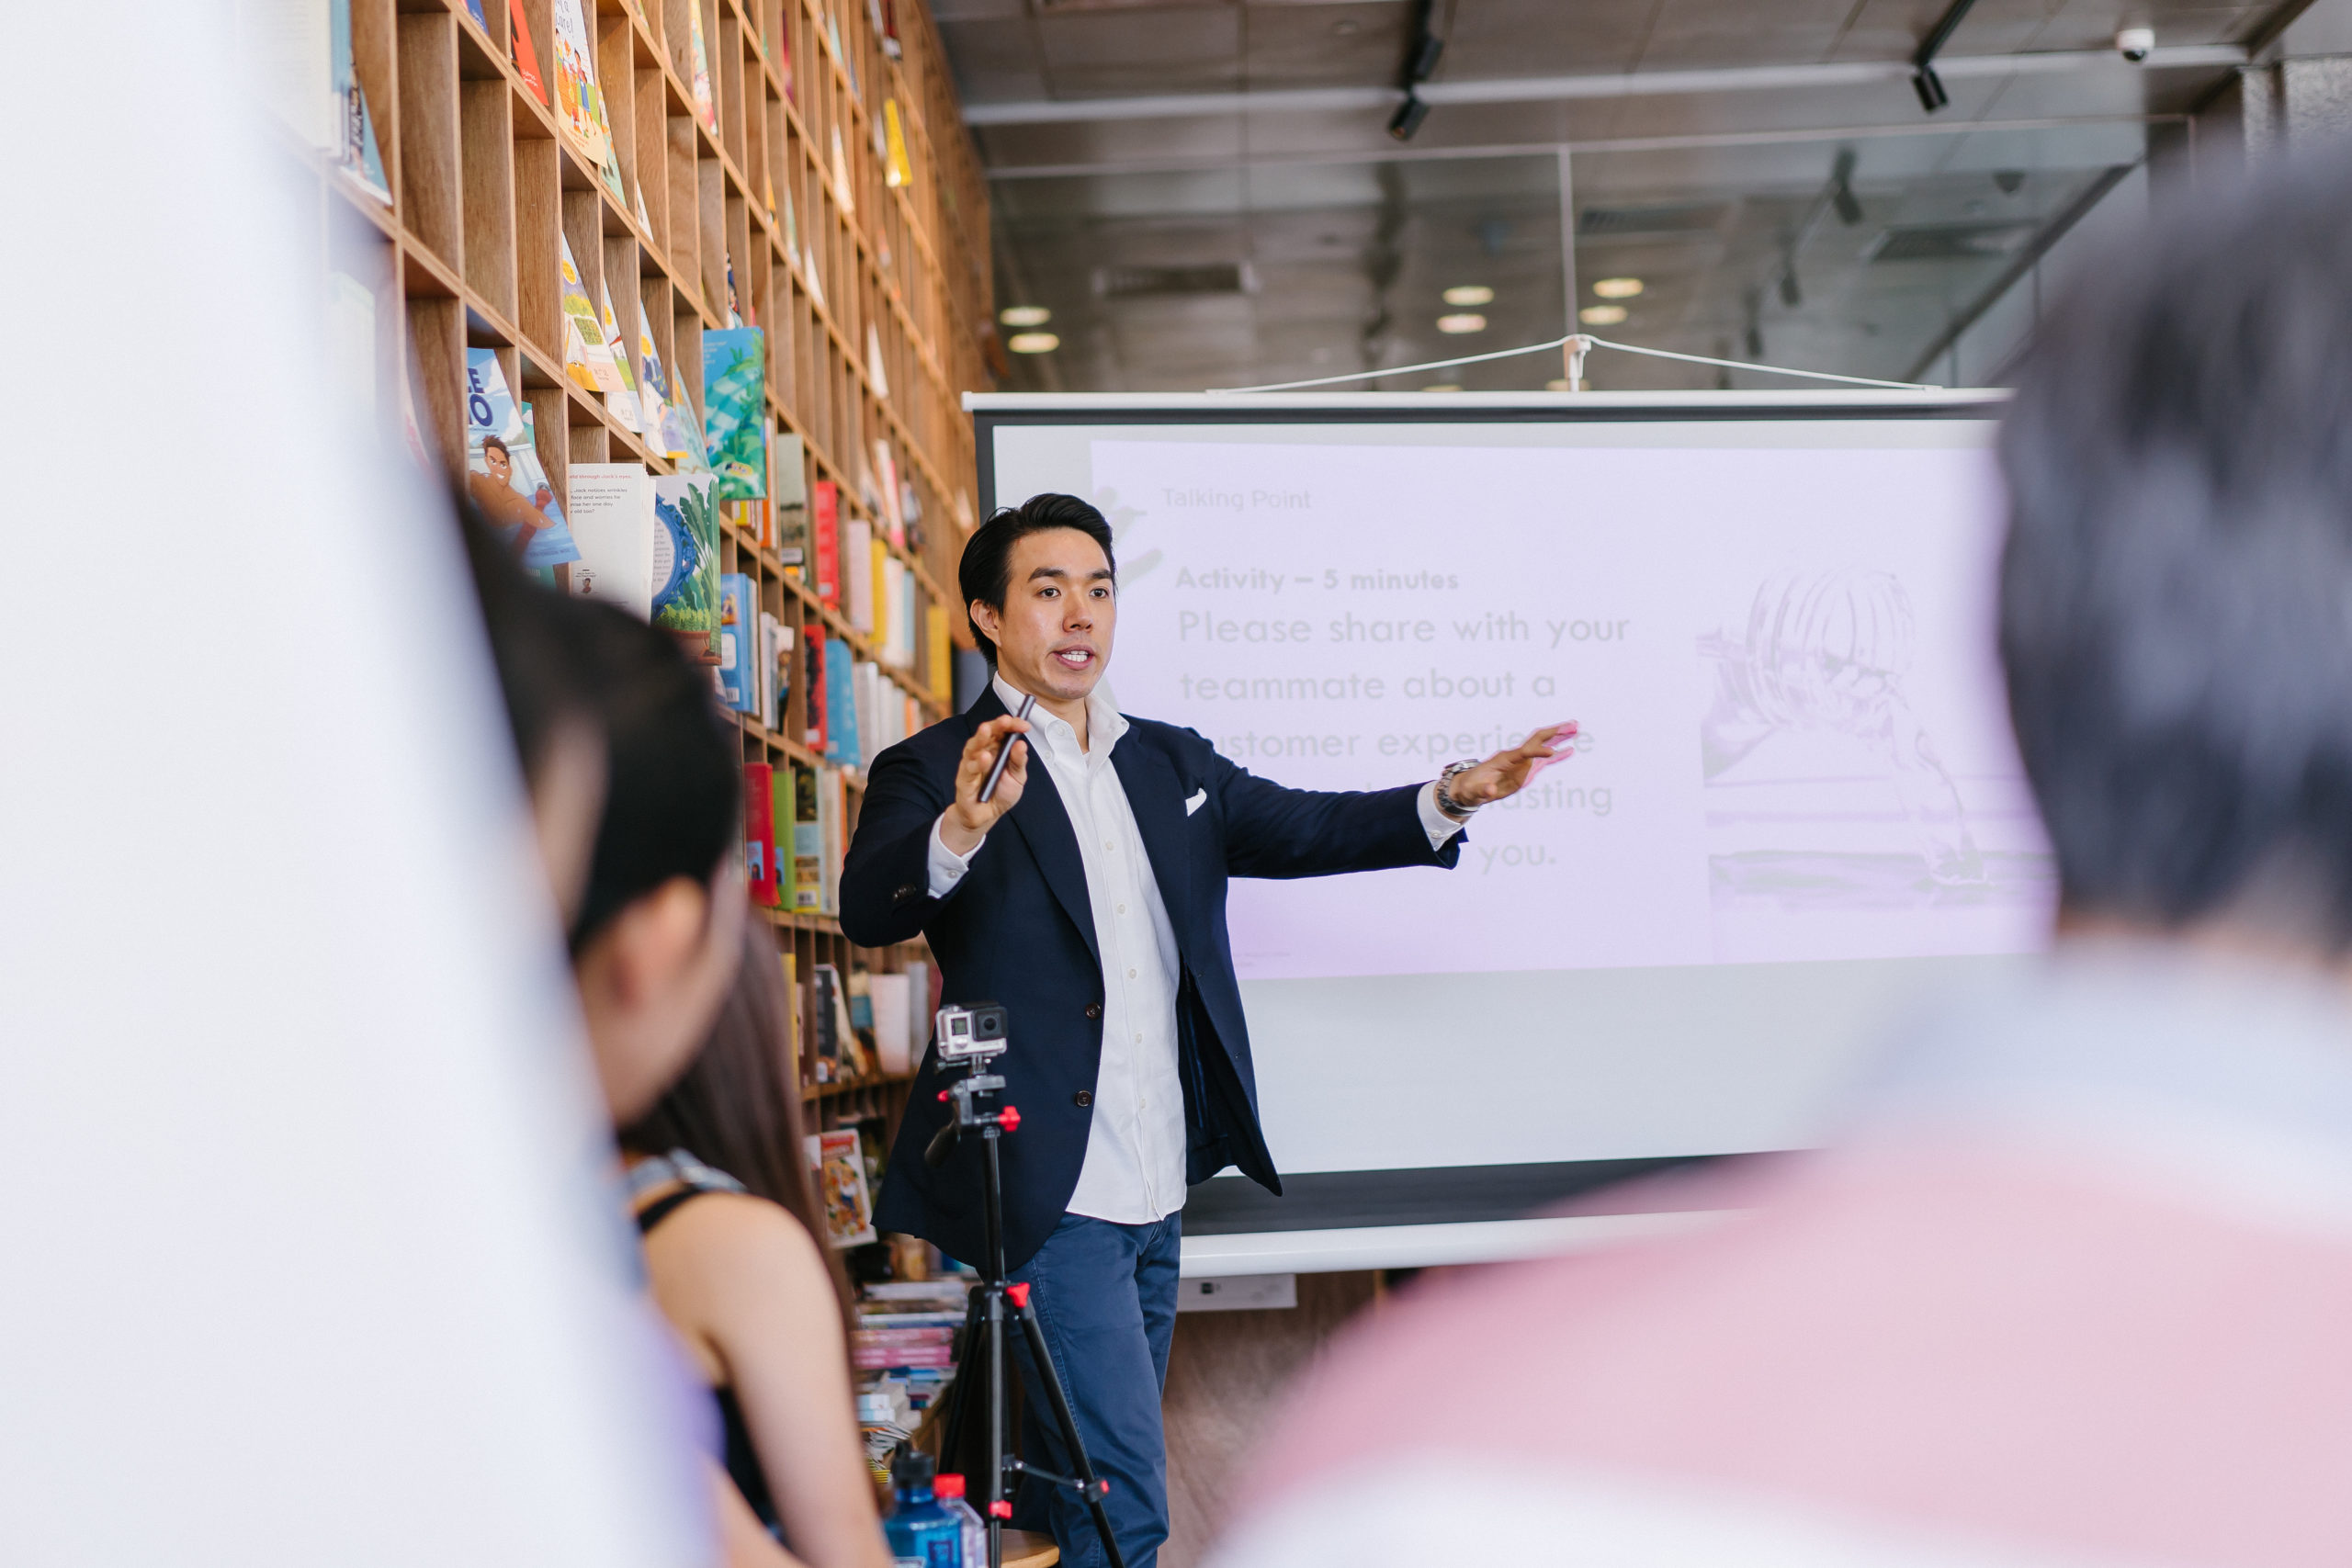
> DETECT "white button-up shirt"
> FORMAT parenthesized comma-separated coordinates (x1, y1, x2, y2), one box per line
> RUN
(928, 674, 1467, 1224)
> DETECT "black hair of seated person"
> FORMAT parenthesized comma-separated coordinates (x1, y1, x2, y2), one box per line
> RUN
(958, 491, 1116, 665)
(1999, 157, 2352, 945)
(455, 493, 599, 785)
(567, 599, 743, 951)
(617, 918, 856, 1337)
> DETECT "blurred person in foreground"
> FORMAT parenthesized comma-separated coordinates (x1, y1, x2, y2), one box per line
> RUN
(1209, 163, 2352, 1568)
(620, 920, 894, 1568)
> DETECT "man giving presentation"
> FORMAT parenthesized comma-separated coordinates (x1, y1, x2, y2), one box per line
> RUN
(841, 493, 1571, 1567)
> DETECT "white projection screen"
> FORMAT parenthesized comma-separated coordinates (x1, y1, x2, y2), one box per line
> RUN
(975, 390, 2047, 1269)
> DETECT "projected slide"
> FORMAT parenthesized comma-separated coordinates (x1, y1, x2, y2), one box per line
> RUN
(1084, 433, 2052, 981)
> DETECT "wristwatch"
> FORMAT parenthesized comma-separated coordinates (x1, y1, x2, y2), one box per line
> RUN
(1435, 760, 1482, 820)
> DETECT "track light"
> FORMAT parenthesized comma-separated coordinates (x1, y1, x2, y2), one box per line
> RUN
(1388, 94, 1430, 141)
(1911, 65, 1949, 112)
(1910, 0, 1980, 115)
(1830, 148, 1862, 226)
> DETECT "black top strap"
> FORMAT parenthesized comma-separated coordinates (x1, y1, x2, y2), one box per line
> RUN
(634, 1186, 715, 1235)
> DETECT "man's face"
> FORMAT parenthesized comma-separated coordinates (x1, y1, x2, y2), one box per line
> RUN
(485, 445, 511, 484)
(976, 527, 1116, 706)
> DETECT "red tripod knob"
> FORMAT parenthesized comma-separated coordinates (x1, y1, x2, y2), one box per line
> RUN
(1007, 1281, 1032, 1309)
(999, 1104, 1022, 1133)
(989, 1501, 1012, 1519)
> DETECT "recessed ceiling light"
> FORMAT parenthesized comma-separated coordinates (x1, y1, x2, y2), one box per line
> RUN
(1591, 277, 1644, 299)
(1436, 312, 1487, 334)
(1007, 332, 1060, 354)
(1000, 305, 1052, 328)
(1421, 383, 1464, 392)
(1578, 304, 1628, 326)
(1442, 285, 1494, 306)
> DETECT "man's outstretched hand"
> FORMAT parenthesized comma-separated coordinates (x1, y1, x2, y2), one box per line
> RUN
(1441, 722, 1579, 817)
(940, 714, 1033, 856)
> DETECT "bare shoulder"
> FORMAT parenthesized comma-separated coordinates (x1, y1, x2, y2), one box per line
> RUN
(645, 1190, 834, 1301)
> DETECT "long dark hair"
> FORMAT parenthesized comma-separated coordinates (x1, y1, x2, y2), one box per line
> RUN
(620, 919, 855, 1332)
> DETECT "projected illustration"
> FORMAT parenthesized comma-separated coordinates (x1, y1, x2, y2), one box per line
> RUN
(1700, 570, 2049, 916)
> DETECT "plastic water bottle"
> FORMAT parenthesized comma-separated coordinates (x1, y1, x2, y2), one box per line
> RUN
(886, 1448, 962, 1567)
(933, 1472, 987, 1566)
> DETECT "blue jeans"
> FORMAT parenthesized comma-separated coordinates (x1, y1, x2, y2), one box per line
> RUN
(1007, 1211, 1182, 1568)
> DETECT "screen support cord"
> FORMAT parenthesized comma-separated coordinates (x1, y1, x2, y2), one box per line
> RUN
(1204, 333, 1941, 395)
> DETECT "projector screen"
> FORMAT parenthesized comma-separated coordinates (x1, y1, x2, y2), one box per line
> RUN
(975, 392, 2048, 1247)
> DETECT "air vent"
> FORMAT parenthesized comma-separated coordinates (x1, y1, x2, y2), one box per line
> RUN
(1864, 221, 2034, 263)
(1577, 202, 1730, 238)
(1092, 262, 1257, 299)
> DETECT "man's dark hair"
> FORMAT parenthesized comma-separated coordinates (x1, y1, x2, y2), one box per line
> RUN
(568, 601, 742, 949)
(1999, 159, 2352, 945)
(957, 492, 1115, 665)
(481, 434, 511, 461)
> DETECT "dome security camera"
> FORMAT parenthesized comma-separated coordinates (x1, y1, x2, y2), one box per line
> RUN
(2117, 26, 2154, 62)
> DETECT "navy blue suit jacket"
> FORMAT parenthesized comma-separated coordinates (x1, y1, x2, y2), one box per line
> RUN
(840, 686, 1464, 1273)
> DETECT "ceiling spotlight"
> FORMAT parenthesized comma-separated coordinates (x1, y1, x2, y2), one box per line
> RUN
(1007, 332, 1059, 354)
(1387, 93, 1430, 141)
(1000, 305, 1051, 328)
(1591, 276, 1643, 299)
(1436, 312, 1487, 334)
(1442, 285, 1495, 306)
(1578, 304, 1627, 326)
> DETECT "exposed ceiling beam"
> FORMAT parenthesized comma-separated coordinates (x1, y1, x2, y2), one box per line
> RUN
(961, 45, 2245, 128)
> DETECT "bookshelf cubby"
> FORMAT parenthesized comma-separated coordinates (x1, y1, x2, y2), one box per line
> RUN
(284, 0, 991, 1135)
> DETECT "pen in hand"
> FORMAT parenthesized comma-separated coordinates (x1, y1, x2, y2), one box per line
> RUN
(978, 692, 1036, 804)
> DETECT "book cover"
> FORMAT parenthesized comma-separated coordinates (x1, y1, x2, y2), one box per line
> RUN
(464, 349, 582, 570)
(633, 315, 670, 440)
(926, 604, 951, 699)
(802, 626, 828, 755)
(813, 480, 841, 606)
(852, 660, 881, 764)
(743, 761, 779, 906)
(772, 765, 797, 902)
(701, 328, 767, 500)
(865, 323, 889, 400)
(876, 552, 899, 661)
(596, 276, 644, 431)
(844, 517, 874, 632)
(808, 964, 842, 1083)
(548, 0, 616, 175)
(883, 98, 912, 186)
(772, 431, 808, 565)
(331, 0, 390, 205)
(557, 233, 618, 397)
(807, 1129, 877, 1249)
(650, 472, 721, 661)
(688, 0, 716, 134)
(464, 0, 487, 26)
(718, 572, 754, 711)
(831, 125, 854, 213)
(779, 949, 799, 1080)
(818, 768, 847, 914)
(825, 637, 859, 767)
(873, 439, 904, 545)
(508, 0, 547, 104)
(568, 464, 659, 616)
(791, 766, 822, 914)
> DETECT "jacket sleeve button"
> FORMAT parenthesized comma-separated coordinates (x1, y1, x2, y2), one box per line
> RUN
(1074, 1090, 1093, 1108)
(1083, 1003, 1102, 1020)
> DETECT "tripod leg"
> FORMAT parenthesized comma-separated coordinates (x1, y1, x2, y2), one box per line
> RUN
(1012, 1287, 1127, 1568)
(987, 1287, 1005, 1568)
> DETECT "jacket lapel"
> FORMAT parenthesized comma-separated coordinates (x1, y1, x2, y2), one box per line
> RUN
(982, 692, 1100, 967)
(1111, 725, 1192, 942)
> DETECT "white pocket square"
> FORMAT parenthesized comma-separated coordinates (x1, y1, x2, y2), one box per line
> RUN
(1184, 788, 1207, 817)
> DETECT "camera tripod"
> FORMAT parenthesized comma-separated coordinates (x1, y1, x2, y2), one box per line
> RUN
(925, 1048, 1126, 1568)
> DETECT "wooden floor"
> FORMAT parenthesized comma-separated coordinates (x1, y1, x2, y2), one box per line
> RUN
(1158, 1271, 1381, 1568)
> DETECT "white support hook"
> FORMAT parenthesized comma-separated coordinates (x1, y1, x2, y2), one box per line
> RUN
(1565, 334, 1593, 392)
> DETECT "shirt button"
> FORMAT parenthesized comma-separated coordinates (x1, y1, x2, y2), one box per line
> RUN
(1127, 968, 1137, 979)
(1135, 1032, 1143, 1043)
(1074, 1090, 1092, 1108)
(1084, 1004, 1102, 1020)
(1117, 903, 1126, 915)
(1103, 840, 1114, 851)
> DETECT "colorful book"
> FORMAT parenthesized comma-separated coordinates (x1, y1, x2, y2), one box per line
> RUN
(812, 480, 841, 606)
(689, 0, 717, 134)
(825, 637, 860, 768)
(633, 316, 670, 442)
(927, 604, 951, 700)
(463, 348, 581, 570)
(743, 761, 779, 906)
(809, 964, 844, 1081)
(831, 125, 854, 213)
(803, 626, 828, 755)
(557, 233, 618, 397)
(773, 431, 809, 567)
(701, 327, 767, 500)
(816, 769, 847, 913)
(844, 517, 875, 633)
(509, 0, 548, 104)
(651, 472, 720, 661)
(791, 766, 823, 914)
(596, 276, 644, 431)
(331, 0, 390, 205)
(882, 99, 912, 187)
(773, 768, 798, 908)
(548, 0, 616, 176)
(718, 572, 754, 711)
(568, 463, 659, 616)
(874, 439, 904, 545)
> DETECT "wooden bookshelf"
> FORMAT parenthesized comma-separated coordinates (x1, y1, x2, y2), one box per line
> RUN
(279, 0, 989, 1118)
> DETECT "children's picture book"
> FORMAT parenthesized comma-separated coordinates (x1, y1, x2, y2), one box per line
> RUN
(463, 0, 488, 27)
(791, 766, 823, 914)
(596, 276, 644, 431)
(463, 349, 581, 571)
(927, 604, 952, 701)
(743, 761, 779, 905)
(567, 463, 658, 616)
(689, 0, 717, 133)
(844, 516, 875, 633)
(772, 431, 808, 566)
(549, 0, 616, 175)
(331, 0, 390, 205)
(509, 0, 548, 104)
(718, 572, 754, 712)
(825, 637, 861, 769)
(813, 480, 842, 606)
(701, 328, 768, 500)
(557, 233, 619, 397)
(651, 472, 721, 661)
